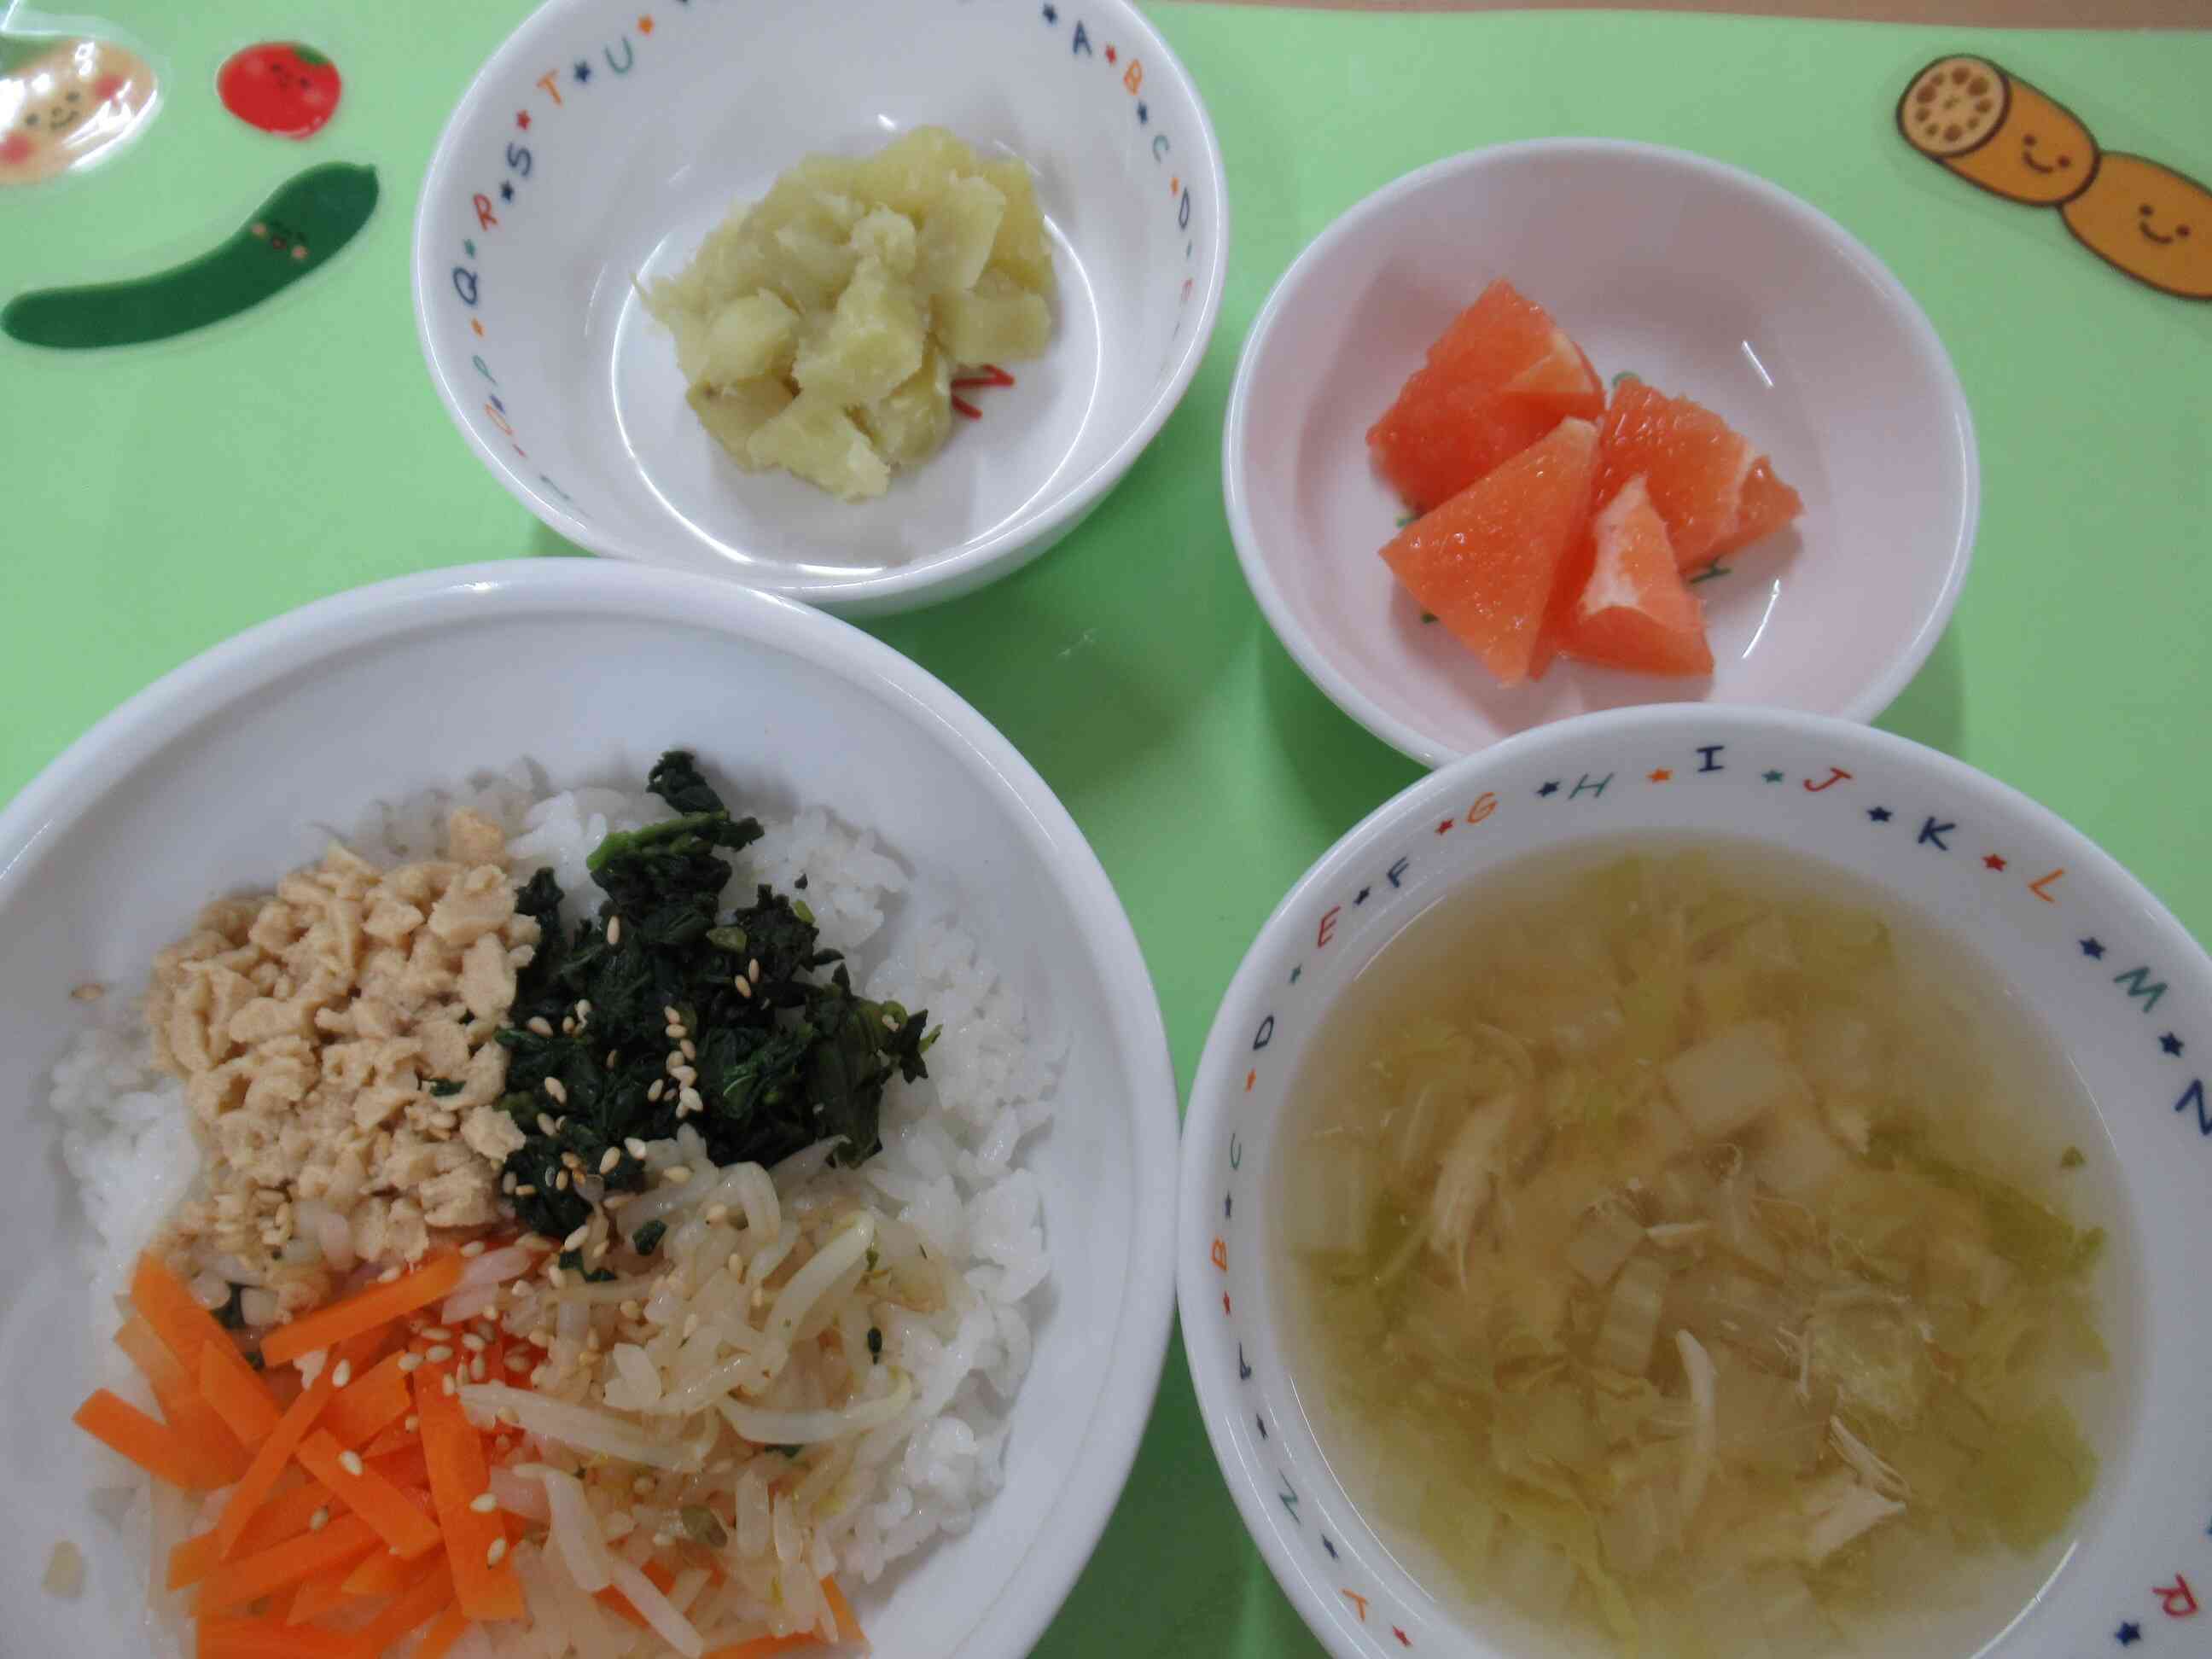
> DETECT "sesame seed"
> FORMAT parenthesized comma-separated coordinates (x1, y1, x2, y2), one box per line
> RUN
(515, 1184, 537, 1197)
(624, 1137, 649, 1159)
(462, 1240, 487, 1258)
(309, 1507, 330, 1532)
(486, 1539, 508, 1567)
(733, 977, 752, 998)
(403, 1414, 419, 1432)
(562, 1225, 590, 1252)
(547, 1265, 567, 1288)
(748, 958, 762, 983)
(607, 917, 623, 946)
(882, 1013, 899, 1031)
(378, 1266, 403, 1284)
(672, 1065, 697, 1086)
(678, 1087, 702, 1113)
(399, 1351, 424, 1375)
(427, 1345, 454, 1363)
(606, 1048, 620, 1068)
(664, 1024, 684, 1040)
(442, 1373, 457, 1396)
(599, 1148, 621, 1175)
(555, 1171, 571, 1190)
(575, 999, 592, 1020)
(339, 1450, 365, 1477)
(662, 1165, 692, 1185)
(519, 1233, 554, 1251)
(543, 1077, 568, 1104)
(560, 1017, 576, 1035)
(462, 1332, 488, 1352)
(527, 1016, 554, 1037)
(561, 1150, 583, 1169)
(471, 1355, 487, 1382)
(470, 1492, 498, 1514)
(424, 1327, 452, 1341)
(661, 1005, 681, 1026)
(331, 1360, 352, 1389)
(506, 1351, 531, 1372)
(680, 1039, 696, 1062)
(537, 1112, 558, 1137)
(647, 1080, 665, 1102)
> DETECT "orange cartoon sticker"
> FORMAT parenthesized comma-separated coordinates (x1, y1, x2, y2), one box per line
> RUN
(2061, 153, 2212, 300)
(1897, 54, 2209, 300)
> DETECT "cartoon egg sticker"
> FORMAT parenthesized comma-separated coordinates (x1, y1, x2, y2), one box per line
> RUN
(0, 34, 158, 187)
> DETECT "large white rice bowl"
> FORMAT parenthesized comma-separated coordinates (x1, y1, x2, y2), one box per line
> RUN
(0, 562, 1178, 1658)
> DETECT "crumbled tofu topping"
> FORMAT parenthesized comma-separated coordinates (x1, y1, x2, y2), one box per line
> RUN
(149, 809, 538, 1303)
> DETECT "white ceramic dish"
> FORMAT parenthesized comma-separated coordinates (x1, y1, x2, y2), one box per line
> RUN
(1180, 703, 2209, 1659)
(0, 561, 1179, 1658)
(1224, 142, 1977, 766)
(414, 0, 1229, 615)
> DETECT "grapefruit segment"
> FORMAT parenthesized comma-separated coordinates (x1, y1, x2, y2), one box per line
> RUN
(1595, 381, 1758, 573)
(1560, 476, 1715, 678)
(1710, 457, 1805, 557)
(1380, 417, 1600, 686)
(1369, 280, 1605, 512)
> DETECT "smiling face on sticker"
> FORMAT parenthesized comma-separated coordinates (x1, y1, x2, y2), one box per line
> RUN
(1897, 55, 2098, 207)
(2062, 153, 2212, 300)
(0, 38, 157, 186)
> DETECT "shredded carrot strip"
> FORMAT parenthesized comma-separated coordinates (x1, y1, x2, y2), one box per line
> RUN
(72, 1388, 229, 1489)
(296, 1429, 441, 1558)
(262, 1256, 464, 1365)
(342, 1543, 436, 1598)
(821, 1576, 868, 1650)
(369, 1441, 431, 1491)
(131, 1252, 269, 1410)
(114, 1315, 253, 1480)
(285, 1559, 357, 1627)
(206, 1342, 344, 1559)
(411, 1604, 473, 1659)
(199, 1513, 381, 1615)
(413, 1365, 524, 1621)
(168, 1483, 332, 1590)
(196, 1615, 371, 1659)
(195, 1335, 282, 1444)
(357, 1557, 455, 1651)
(322, 1349, 414, 1447)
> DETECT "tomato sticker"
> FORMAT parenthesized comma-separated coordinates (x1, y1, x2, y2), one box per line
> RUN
(218, 41, 341, 139)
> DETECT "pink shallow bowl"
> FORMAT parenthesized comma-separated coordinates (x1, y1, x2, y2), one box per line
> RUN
(1224, 141, 1977, 767)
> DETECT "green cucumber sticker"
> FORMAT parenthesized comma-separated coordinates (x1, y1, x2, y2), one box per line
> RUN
(2, 160, 377, 348)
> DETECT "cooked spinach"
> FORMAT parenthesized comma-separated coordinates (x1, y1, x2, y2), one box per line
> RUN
(493, 751, 933, 1240)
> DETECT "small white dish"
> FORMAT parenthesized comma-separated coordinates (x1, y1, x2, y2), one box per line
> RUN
(414, 0, 1228, 614)
(0, 560, 1179, 1658)
(1179, 702, 2209, 1658)
(1224, 142, 1977, 766)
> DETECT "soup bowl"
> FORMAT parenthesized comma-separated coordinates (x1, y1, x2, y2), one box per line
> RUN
(1179, 702, 2211, 1659)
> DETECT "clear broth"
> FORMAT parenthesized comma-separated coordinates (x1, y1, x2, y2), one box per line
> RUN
(1274, 840, 2125, 1659)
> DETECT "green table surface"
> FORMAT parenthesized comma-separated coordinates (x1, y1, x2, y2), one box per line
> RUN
(5, 2, 2211, 1652)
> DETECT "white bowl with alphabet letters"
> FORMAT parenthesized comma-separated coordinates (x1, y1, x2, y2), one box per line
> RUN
(1180, 701, 2211, 1659)
(412, 0, 1229, 614)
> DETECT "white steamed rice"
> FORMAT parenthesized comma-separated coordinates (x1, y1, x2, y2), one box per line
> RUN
(46, 760, 1056, 1627)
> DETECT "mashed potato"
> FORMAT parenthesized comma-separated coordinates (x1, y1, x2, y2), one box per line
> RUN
(647, 127, 1056, 501)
